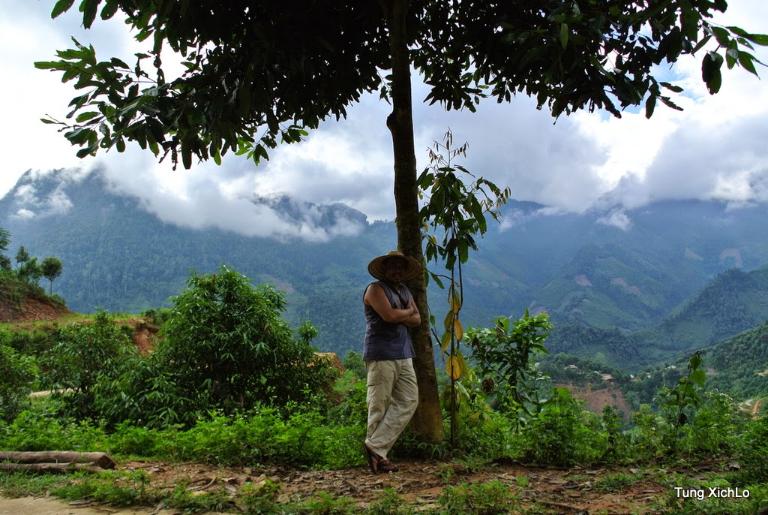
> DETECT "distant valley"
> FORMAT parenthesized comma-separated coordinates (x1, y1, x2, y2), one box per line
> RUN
(3, 167, 768, 369)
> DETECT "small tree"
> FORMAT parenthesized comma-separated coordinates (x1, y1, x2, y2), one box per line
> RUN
(0, 228, 10, 271)
(40, 257, 63, 295)
(467, 310, 553, 421)
(14, 246, 30, 265)
(419, 130, 509, 445)
(17, 257, 42, 285)
(156, 266, 332, 417)
(43, 311, 135, 419)
(0, 342, 37, 422)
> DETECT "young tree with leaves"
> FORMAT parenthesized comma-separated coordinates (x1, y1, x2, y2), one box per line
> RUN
(40, 257, 63, 295)
(37, 0, 767, 441)
(0, 228, 10, 271)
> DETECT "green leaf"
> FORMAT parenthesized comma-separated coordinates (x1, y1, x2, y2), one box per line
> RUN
(81, 0, 100, 29)
(711, 27, 730, 47)
(738, 50, 759, 76)
(560, 23, 569, 49)
(100, 0, 118, 20)
(702, 51, 724, 94)
(51, 0, 75, 18)
(659, 82, 683, 94)
(645, 94, 656, 119)
(742, 33, 768, 46)
(75, 111, 100, 123)
(181, 143, 192, 169)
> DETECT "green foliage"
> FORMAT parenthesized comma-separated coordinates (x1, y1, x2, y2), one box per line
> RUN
(240, 479, 281, 515)
(655, 352, 743, 456)
(467, 311, 552, 414)
(52, 470, 158, 507)
(630, 404, 668, 461)
(0, 342, 37, 421)
(520, 387, 607, 466)
(165, 483, 234, 513)
(42, 311, 135, 419)
(40, 256, 63, 294)
(438, 480, 517, 515)
(39, 0, 766, 167)
(0, 227, 10, 271)
(0, 471, 67, 498)
(298, 491, 357, 514)
(341, 351, 366, 380)
(601, 406, 632, 464)
(593, 472, 638, 493)
(0, 409, 108, 451)
(155, 266, 332, 416)
(418, 130, 510, 444)
(735, 414, 768, 484)
(366, 488, 413, 515)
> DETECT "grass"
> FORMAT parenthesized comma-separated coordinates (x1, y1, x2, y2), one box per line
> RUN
(593, 471, 641, 492)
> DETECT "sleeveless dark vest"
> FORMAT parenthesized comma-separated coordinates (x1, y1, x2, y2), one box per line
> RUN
(363, 281, 415, 361)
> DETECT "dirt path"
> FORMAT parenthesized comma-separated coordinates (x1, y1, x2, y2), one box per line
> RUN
(0, 496, 177, 515)
(1, 459, 702, 513)
(114, 459, 668, 513)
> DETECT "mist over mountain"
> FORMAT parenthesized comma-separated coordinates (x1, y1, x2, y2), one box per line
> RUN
(3, 167, 768, 363)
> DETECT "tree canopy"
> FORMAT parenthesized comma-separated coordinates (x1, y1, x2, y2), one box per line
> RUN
(38, 0, 766, 167)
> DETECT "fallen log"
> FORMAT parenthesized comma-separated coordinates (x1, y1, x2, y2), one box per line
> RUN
(0, 462, 104, 474)
(0, 451, 116, 469)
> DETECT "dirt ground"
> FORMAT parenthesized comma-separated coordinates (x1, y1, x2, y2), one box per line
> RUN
(0, 459, 676, 514)
(0, 496, 179, 515)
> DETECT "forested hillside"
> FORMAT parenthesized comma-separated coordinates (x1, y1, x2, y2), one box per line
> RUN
(3, 168, 768, 360)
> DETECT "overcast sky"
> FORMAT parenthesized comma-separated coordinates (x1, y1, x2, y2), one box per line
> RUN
(2, 1, 767, 239)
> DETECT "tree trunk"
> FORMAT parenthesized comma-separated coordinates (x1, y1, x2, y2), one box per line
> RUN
(0, 462, 105, 473)
(0, 451, 116, 469)
(386, 0, 443, 442)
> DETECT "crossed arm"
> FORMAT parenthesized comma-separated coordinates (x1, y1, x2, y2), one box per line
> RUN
(364, 284, 421, 328)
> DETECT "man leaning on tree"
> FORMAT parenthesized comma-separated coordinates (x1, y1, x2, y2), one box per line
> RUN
(362, 250, 421, 474)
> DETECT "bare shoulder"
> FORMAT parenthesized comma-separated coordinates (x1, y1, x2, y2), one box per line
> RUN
(363, 282, 384, 305)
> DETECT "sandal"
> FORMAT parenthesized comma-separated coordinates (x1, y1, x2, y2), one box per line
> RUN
(378, 458, 399, 473)
(363, 443, 378, 474)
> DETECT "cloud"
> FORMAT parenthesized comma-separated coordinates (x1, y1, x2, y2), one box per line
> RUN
(597, 209, 632, 231)
(9, 176, 74, 219)
(94, 150, 366, 241)
(3, 0, 767, 235)
(601, 116, 768, 208)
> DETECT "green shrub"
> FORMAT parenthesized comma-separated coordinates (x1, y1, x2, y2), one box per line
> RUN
(438, 480, 517, 514)
(240, 479, 281, 514)
(92, 353, 191, 428)
(0, 327, 56, 357)
(298, 491, 357, 514)
(600, 405, 632, 464)
(630, 404, 668, 460)
(42, 311, 135, 419)
(735, 414, 768, 484)
(52, 471, 158, 507)
(520, 387, 607, 466)
(366, 488, 413, 514)
(164, 483, 234, 513)
(0, 410, 107, 451)
(0, 343, 36, 421)
(153, 266, 334, 419)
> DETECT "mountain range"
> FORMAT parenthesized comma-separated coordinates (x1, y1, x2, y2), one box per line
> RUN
(2, 167, 768, 368)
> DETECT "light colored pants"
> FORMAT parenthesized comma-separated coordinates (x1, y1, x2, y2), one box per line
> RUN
(365, 358, 419, 459)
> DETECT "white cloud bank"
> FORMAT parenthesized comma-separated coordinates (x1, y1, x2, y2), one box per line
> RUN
(2, 0, 767, 238)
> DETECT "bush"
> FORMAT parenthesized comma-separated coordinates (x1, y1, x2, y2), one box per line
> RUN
(735, 414, 768, 484)
(153, 266, 334, 417)
(0, 343, 36, 421)
(520, 387, 607, 466)
(42, 312, 135, 419)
